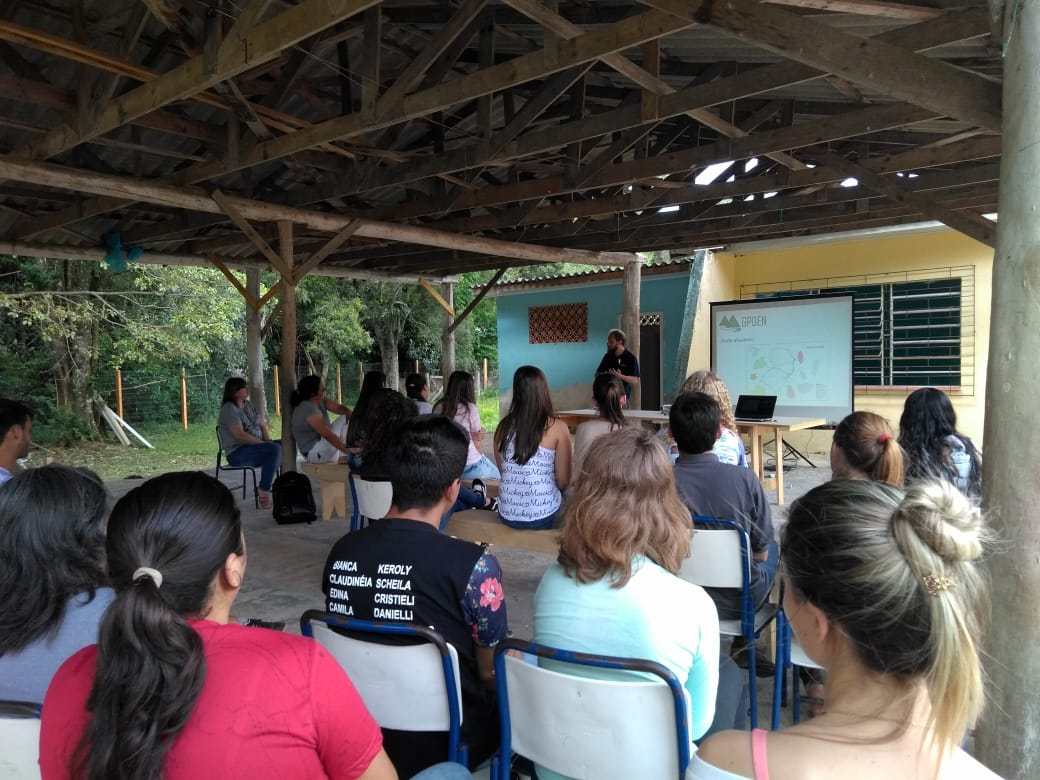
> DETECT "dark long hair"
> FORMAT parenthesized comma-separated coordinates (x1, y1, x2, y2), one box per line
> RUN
(433, 370, 475, 417)
(404, 373, 427, 401)
(345, 370, 388, 446)
(220, 377, 248, 407)
(898, 388, 981, 497)
(592, 373, 625, 428)
(359, 389, 418, 477)
(289, 375, 321, 409)
(0, 465, 108, 655)
(497, 365, 555, 465)
(76, 472, 243, 780)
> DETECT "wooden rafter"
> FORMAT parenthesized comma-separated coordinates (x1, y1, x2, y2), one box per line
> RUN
(448, 267, 508, 334)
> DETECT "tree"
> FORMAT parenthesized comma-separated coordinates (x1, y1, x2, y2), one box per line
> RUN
(294, 276, 371, 379)
(356, 280, 417, 390)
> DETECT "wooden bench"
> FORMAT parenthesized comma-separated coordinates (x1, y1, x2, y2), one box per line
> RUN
(445, 509, 559, 555)
(298, 461, 348, 521)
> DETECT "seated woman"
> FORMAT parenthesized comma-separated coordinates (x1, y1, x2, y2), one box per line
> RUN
(290, 375, 353, 464)
(571, 373, 627, 486)
(679, 370, 747, 467)
(344, 370, 389, 457)
(494, 366, 571, 530)
(0, 465, 113, 703)
(690, 479, 998, 780)
(217, 377, 281, 508)
(899, 387, 982, 501)
(535, 428, 743, 780)
(433, 371, 500, 480)
(831, 410, 903, 485)
(41, 471, 471, 780)
(405, 372, 433, 414)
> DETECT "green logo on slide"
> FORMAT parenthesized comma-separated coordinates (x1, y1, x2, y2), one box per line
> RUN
(719, 315, 741, 332)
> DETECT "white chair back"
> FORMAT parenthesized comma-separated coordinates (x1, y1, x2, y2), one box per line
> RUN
(679, 528, 745, 589)
(305, 619, 463, 731)
(352, 475, 393, 519)
(500, 653, 690, 780)
(0, 709, 41, 780)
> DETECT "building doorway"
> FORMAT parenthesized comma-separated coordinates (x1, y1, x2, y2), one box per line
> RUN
(639, 313, 663, 411)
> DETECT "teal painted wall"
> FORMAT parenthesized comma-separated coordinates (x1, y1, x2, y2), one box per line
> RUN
(496, 271, 690, 404)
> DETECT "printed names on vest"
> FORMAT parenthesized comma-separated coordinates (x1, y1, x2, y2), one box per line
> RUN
(328, 560, 415, 621)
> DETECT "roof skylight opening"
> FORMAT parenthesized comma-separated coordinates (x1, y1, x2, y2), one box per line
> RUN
(906, 172, 919, 179)
(744, 158, 759, 173)
(763, 191, 778, 199)
(695, 161, 733, 185)
(658, 205, 680, 213)
(717, 197, 733, 205)
(744, 195, 755, 202)
(726, 175, 736, 183)
(840, 177, 859, 188)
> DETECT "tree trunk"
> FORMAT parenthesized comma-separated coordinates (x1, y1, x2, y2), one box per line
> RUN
(245, 269, 268, 419)
(974, 3, 1040, 776)
(49, 259, 101, 438)
(376, 328, 400, 390)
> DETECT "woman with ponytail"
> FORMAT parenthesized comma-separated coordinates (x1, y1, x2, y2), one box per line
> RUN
(40, 471, 400, 780)
(689, 479, 1000, 780)
(830, 410, 904, 486)
(570, 373, 627, 486)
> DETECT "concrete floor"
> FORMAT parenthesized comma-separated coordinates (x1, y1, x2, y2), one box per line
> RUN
(105, 447, 834, 732)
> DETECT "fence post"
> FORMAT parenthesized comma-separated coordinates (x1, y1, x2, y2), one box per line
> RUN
(336, 363, 343, 402)
(115, 368, 124, 420)
(475, 370, 482, 396)
(180, 367, 188, 431)
(483, 358, 488, 389)
(273, 365, 281, 419)
(414, 359, 419, 373)
(358, 361, 363, 386)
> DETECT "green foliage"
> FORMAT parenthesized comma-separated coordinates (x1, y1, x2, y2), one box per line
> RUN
(30, 402, 94, 447)
(294, 277, 371, 371)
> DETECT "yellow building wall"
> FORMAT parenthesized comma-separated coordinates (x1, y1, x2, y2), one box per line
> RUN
(686, 229, 994, 451)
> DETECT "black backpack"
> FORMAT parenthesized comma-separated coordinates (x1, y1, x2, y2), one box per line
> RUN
(271, 471, 317, 525)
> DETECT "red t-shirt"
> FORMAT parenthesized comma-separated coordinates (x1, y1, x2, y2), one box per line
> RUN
(40, 620, 383, 779)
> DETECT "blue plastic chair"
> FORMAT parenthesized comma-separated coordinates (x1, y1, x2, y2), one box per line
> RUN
(215, 427, 258, 508)
(680, 515, 778, 728)
(300, 611, 466, 766)
(771, 607, 825, 729)
(493, 638, 692, 780)
(0, 701, 42, 779)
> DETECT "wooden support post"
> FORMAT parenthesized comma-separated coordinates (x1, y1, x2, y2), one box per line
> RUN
(245, 268, 268, 417)
(273, 365, 281, 419)
(180, 367, 188, 430)
(441, 281, 456, 379)
(336, 363, 343, 402)
(975, 2, 1040, 775)
(622, 259, 642, 410)
(115, 368, 123, 420)
(278, 220, 298, 473)
(671, 251, 706, 396)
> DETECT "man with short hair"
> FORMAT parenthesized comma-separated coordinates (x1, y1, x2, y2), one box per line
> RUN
(669, 392, 777, 621)
(321, 416, 507, 778)
(594, 328, 640, 400)
(0, 400, 33, 487)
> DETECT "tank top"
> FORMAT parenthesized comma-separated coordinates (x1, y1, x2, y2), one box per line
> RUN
(498, 438, 562, 524)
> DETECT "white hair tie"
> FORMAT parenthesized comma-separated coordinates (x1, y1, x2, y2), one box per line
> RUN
(132, 567, 163, 589)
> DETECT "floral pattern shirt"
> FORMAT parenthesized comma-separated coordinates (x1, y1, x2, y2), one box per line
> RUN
(461, 551, 508, 647)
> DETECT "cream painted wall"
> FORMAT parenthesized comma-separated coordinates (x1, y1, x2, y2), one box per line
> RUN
(684, 229, 994, 450)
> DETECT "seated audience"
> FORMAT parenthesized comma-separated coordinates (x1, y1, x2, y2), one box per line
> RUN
(323, 417, 507, 778)
(0, 398, 33, 485)
(679, 370, 747, 467)
(670, 392, 776, 620)
(899, 387, 982, 501)
(570, 373, 627, 486)
(494, 366, 572, 529)
(40, 471, 398, 779)
(217, 377, 281, 508)
(0, 465, 112, 703)
(405, 372, 433, 414)
(831, 410, 903, 485)
(290, 375, 353, 464)
(344, 370, 389, 455)
(536, 428, 746, 780)
(690, 479, 999, 780)
(433, 371, 500, 480)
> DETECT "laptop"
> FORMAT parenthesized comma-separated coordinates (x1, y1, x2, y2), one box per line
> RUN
(734, 395, 777, 422)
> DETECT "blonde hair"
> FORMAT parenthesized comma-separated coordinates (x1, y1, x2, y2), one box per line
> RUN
(680, 370, 736, 431)
(832, 411, 904, 486)
(784, 479, 988, 753)
(559, 427, 691, 587)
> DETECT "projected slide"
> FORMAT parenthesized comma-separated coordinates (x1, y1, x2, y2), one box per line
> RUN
(711, 294, 853, 424)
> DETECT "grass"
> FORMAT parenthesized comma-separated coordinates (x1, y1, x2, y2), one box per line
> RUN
(32, 391, 501, 480)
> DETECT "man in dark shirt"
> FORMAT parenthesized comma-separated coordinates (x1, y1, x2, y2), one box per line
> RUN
(322, 416, 508, 777)
(594, 328, 640, 400)
(669, 392, 778, 620)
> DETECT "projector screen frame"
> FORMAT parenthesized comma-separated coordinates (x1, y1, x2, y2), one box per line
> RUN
(709, 292, 855, 426)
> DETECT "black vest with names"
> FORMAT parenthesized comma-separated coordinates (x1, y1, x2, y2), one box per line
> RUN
(322, 517, 487, 700)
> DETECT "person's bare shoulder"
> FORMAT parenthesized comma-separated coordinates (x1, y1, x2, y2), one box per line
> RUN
(696, 730, 754, 778)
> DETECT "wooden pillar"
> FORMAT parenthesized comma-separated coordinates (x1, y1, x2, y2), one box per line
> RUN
(441, 281, 456, 379)
(278, 220, 298, 473)
(622, 259, 642, 410)
(245, 268, 268, 419)
(671, 251, 707, 397)
(975, 4, 1040, 776)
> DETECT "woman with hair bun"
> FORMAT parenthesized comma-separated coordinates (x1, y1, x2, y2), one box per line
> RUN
(570, 373, 627, 486)
(679, 370, 747, 467)
(405, 373, 433, 414)
(830, 410, 904, 486)
(40, 471, 418, 779)
(899, 387, 983, 501)
(689, 478, 1000, 780)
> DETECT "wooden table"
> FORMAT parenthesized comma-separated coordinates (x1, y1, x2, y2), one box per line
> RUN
(558, 409, 824, 505)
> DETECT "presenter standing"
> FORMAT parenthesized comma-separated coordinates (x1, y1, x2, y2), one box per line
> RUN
(594, 328, 640, 401)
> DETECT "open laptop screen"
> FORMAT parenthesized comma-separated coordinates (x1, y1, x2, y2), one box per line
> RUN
(734, 395, 777, 420)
